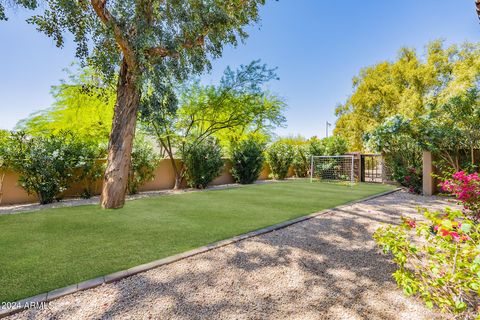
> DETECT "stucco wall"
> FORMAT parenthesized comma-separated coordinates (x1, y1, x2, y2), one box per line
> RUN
(0, 159, 279, 206)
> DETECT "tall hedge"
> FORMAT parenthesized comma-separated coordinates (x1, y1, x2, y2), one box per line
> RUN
(230, 138, 265, 184)
(182, 138, 224, 189)
(266, 141, 294, 180)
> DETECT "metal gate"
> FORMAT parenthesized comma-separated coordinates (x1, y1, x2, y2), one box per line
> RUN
(360, 154, 385, 183)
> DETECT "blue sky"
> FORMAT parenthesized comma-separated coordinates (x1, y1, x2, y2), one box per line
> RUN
(0, 1, 478, 138)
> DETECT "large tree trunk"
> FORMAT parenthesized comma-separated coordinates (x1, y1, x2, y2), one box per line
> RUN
(101, 58, 141, 209)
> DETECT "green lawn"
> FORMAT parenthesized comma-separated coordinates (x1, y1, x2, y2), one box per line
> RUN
(0, 180, 394, 302)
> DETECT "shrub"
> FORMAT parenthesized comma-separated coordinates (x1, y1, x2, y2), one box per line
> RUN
(230, 138, 265, 184)
(322, 136, 348, 155)
(2, 132, 90, 204)
(182, 138, 224, 189)
(374, 171, 480, 318)
(266, 141, 294, 180)
(395, 166, 423, 194)
(128, 136, 160, 194)
(374, 210, 480, 318)
(365, 116, 423, 192)
(308, 137, 325, 156)
(441, 171, 480, 221)
(292, 144, 309, 177)
(77, 145, 106, 199)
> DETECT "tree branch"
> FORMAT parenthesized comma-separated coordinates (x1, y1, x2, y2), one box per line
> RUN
(145, 34, 207, 59)
(90, 0, 137, 69)
(476, 0, 480, 20)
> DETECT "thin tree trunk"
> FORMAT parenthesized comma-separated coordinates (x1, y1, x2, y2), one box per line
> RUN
(101, 58, 141, 209)
(173, 165, 183, 190)
(159, 138, 183, 190)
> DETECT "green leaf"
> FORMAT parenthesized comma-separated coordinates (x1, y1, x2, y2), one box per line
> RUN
(403, 286, 413, 296)
(425, 300, 434, 309)
(460, 223, 472, 233)
(454, 300, 466, 311)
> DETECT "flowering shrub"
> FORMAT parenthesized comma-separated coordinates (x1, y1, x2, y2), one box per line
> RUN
(394, 166, 422, 194)
(2, 132, 94, 204)
(374, 170, 480, 318)
(441, 171, 480, 221)
(374, 209, 480, 318)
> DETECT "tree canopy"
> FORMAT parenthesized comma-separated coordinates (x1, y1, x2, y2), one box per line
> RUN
(335, 41, 480, 151)
(139, 60, 286, 188)
(16, 67, 115, 144)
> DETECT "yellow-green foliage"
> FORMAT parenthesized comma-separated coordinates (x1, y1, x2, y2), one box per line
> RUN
(16, 67, 115, 144)
(335, 41, 480, 151)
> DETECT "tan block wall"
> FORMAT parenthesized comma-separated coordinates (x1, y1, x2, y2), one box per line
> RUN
(0, 160, 290, 206)
(0, 170, 37, 205)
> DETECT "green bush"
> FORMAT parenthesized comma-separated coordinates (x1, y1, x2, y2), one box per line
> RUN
(230, 138, 265, 184)
(1, 132, 91, 204)
(77, 145, 106, 199)
(266, 141, 294, 180)
(365, 116, 423, 192)
(308, 137, 325, 156)
(292, 144, 309, 177)
(308, 136, 348, 156)
(128, 136, 160, 195)
(322, 136, 348, 155)
(182, 138, 224, 189)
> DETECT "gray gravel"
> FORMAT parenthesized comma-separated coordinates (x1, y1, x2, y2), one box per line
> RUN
(7, 190, 456, 320)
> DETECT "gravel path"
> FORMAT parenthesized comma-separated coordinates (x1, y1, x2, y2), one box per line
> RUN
(7, 190, 457, 320)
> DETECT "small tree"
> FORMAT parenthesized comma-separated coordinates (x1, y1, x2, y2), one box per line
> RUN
(140, 61, 285, 189)
(182, 138, 223, 189)
(230, 138, 265, 184)
(266, 141, 294, 180)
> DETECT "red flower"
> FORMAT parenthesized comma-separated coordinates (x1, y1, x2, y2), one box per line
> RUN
(440, 229, 450, 237)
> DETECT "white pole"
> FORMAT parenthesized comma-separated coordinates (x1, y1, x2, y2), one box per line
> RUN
(310, 155, 314, 183)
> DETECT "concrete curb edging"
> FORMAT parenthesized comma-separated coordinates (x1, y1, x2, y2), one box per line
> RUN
(0, 187, 401, 318)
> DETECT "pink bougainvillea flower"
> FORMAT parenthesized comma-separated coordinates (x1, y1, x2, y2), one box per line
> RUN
(449, 231, 460, 241)
(440, 229, 450, 237)
(404, 219, 416, 229)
